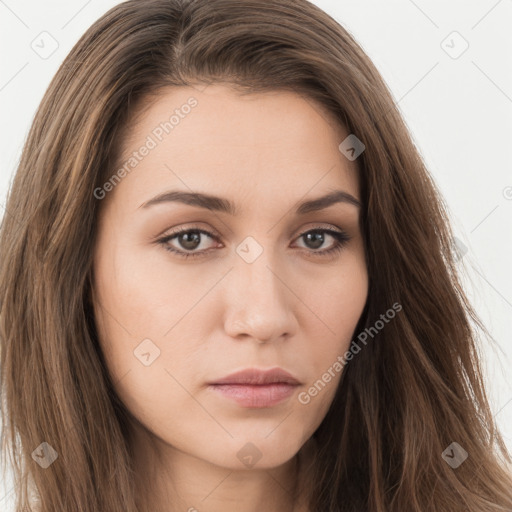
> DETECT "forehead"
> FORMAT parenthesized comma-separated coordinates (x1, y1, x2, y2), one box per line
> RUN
(108, 84, 361, 213)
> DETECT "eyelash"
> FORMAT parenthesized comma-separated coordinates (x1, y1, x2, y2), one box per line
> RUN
(157, 225, 351, 260)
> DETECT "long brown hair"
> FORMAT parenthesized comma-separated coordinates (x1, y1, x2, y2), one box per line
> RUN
(1, 0, 511, 510)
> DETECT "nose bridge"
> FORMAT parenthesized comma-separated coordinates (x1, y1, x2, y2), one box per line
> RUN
(223, 239, 295, 341)
(235, 241, 287, 308)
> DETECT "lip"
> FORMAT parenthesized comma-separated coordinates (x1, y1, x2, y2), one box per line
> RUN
(207, 368, 301, 408)
(209, 367, 301, 386)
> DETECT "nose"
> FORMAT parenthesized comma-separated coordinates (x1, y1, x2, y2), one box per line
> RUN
(222, 250, 298, 344)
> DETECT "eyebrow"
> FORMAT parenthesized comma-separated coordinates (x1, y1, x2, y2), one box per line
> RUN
(139, 189, 362, 215)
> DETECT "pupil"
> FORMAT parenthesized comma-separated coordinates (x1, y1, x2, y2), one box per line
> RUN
(176, 231, 326, 252)
(305, 231, 324, 249)
(179, 231, 201, 250)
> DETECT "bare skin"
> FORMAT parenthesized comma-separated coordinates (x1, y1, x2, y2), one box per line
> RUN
(92, 83, 368, 512)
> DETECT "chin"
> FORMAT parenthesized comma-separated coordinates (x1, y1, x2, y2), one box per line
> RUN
(195, 431, 307, 470)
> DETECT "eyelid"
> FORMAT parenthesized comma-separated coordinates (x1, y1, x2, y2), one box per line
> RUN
(157, 222, 221, 239)
(160, 222, 347, 242)
(156, 222, 351, 260)
(294, 223, 346, 238)
(161, 225, 223, 249)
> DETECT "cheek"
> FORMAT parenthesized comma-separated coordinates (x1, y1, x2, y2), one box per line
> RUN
(297, 250, 368, 339)
(92, 244, 203, 433)
(92, 239, 220, 403)
(94, 240, 202, 340)
(319, 264, 367, 330)
(296, 253, 367, 394)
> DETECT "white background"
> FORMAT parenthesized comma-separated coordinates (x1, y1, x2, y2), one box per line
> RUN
(1, 0, 511, 508)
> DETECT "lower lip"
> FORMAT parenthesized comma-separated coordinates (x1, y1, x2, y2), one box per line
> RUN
(208, 383, 298, 408)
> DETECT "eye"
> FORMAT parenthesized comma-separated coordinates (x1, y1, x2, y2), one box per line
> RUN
(293, 228, 351, 258)
(157, 226, 220, 259)
(156, 225, 351, 260)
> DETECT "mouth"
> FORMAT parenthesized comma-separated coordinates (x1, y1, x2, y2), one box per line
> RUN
(207, 367, 301, 408)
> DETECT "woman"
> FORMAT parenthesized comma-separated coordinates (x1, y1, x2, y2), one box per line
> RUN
(1, 0, 511, 511)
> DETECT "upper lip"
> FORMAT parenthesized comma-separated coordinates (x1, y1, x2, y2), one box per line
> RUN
(209, 367, 301, 386)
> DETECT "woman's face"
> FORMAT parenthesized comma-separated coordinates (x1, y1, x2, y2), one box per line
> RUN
(92, 84, 368, 470)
